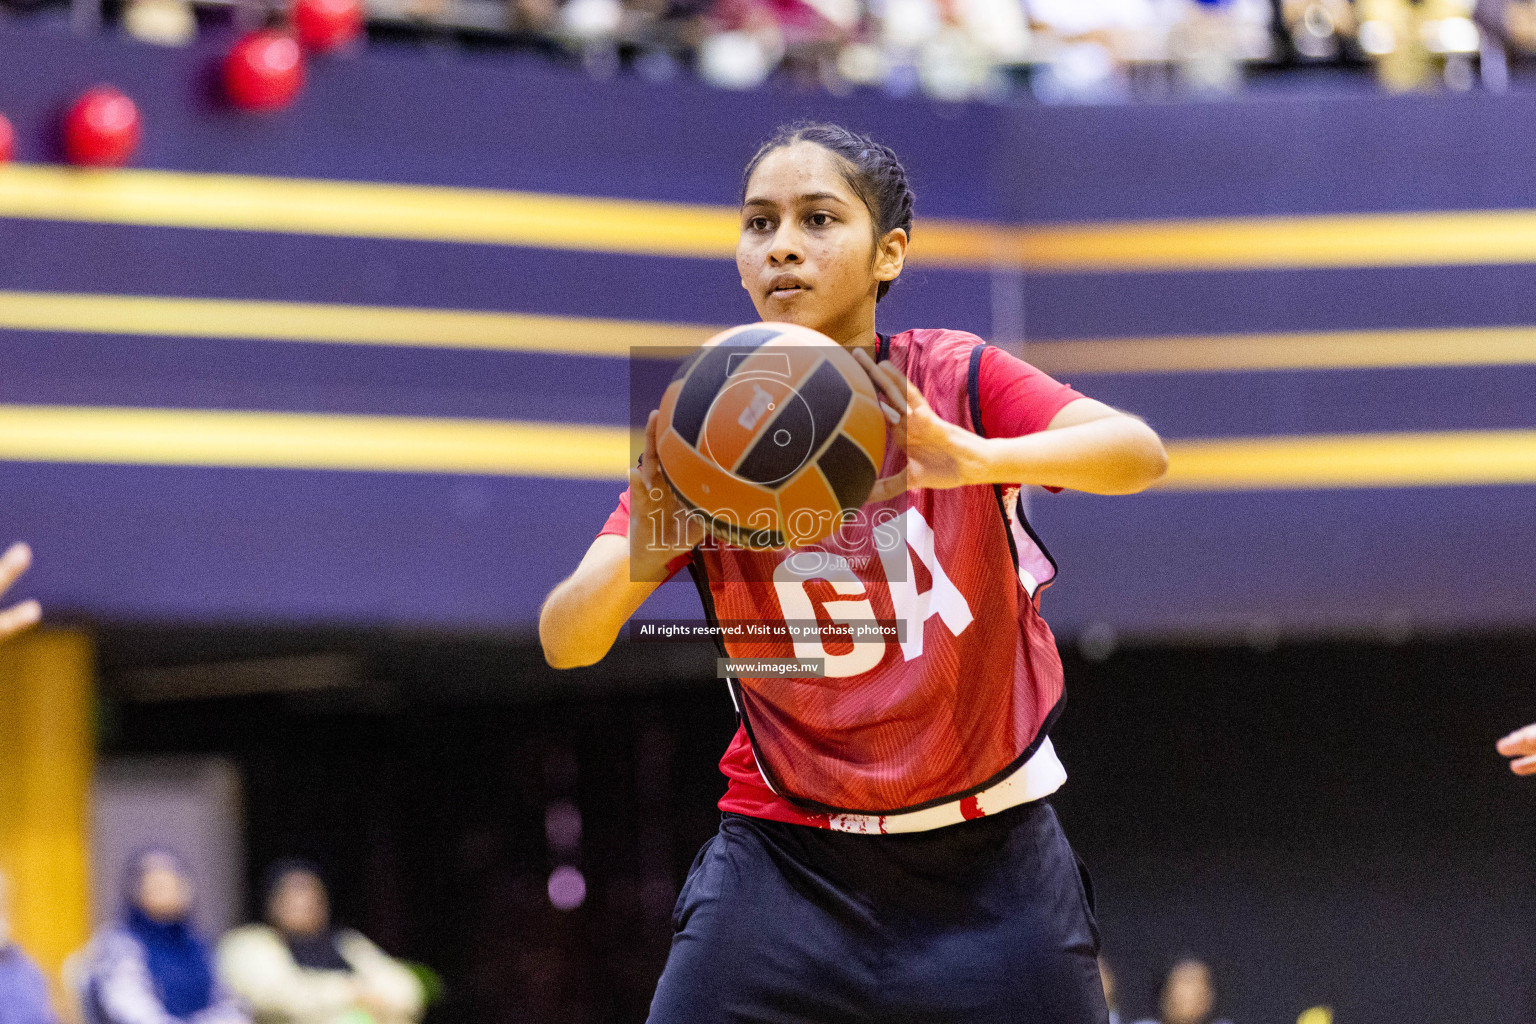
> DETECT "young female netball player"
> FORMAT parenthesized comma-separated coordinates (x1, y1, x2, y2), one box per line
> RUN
(539, 123, 1168, 1023)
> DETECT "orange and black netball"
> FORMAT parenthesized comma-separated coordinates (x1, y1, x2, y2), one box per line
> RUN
(655, 322, 886, 549)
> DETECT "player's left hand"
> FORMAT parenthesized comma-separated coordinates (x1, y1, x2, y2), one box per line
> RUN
(1496, 722, 1536, 775)
(854, 348, 985, 501)
(0, 542, 41, 643)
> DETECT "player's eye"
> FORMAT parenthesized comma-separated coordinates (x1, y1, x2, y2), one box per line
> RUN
(746, 215, 772, 232)
(807, 212, 835, 228)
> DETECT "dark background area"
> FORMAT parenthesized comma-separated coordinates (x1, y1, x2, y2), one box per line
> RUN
(97, 627, 1536, 1024)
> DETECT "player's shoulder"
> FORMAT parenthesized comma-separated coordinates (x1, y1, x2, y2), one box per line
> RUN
(889, 328, 987, 362)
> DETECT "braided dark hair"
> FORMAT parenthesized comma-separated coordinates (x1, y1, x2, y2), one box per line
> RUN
(742, 122, 915, 302)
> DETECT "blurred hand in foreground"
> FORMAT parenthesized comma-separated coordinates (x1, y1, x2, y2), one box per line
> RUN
(1497, 723, 1536, 775)
(0, 543, 40, 643)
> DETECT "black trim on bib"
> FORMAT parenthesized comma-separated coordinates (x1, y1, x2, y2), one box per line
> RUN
(966, 342, 1061, 596)
(968, 343, 1021, 571)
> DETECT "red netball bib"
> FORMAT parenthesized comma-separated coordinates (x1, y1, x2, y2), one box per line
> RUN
(688, 329, 1065, 815)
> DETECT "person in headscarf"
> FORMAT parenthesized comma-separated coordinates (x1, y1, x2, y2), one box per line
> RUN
(0, 868, 60, 1024)
(78, 849, 250, 1024)
(216, 860, 423, 1024)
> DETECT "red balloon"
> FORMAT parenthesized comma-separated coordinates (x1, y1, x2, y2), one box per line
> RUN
(0, 114, 13, 163)
(293, 0, 363, 52)
(64, 88, 141, 167)
(224, 31, 305, 111)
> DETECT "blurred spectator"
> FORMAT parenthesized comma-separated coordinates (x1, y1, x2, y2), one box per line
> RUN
(1488, 0, 1536, 52)
(509, 0, 561, 33)
(0, 542, 41, 645)
(1169, 0, 1273, 93)
(77, 849, 250, 1024)
(1132, 957, 1232, 1024)
(217, 861, 424, 1024)
(1281, 0, 1356, 59)
(122, 0, 196, 45)
(0, 869, 60, 1024)
(1025, 0, 1167, 102)
(1356, 0, 1481, 90)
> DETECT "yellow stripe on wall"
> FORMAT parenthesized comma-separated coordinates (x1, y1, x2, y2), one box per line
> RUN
(0, 404, 636, 479)
(996, 209, 1536, 273)
(7, 289, 1536, 374)
(0, 163, 741, 259)
(11, 163, 1536, 272)
(1161, 430, 1536, 490)
(1027, 325, 1536, 375)
(0, 290, 717, 357)
(852, 211, 1536, 272)
(0, 404, 1531, 491)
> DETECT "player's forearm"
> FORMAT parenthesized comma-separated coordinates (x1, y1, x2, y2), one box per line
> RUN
(971, 415, 1167, 494)
(539, 557, 659, 669)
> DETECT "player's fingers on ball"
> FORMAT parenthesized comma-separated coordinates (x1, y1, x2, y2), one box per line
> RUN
(879, 359, 920, 403)
(863, 357, 906, 411)
(1496, 723, 1536, 755)
(0, 599, 41, 638)
(871, 368, 904, 412)
(868, 474, 906, 503)
(643, 415, 666, 478)
(1510, 753, 1536, 775)
(0, 542, 32, 591)
(633, 454, 656, 494)
(874, 359, 926, 413)
(644, 410, 661, 457)
(852, 348, 886, 391)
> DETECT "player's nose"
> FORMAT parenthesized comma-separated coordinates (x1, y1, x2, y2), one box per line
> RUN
(767, 226, 803, 266)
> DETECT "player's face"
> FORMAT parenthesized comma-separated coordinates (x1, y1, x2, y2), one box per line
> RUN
(737, 142, 886, 343)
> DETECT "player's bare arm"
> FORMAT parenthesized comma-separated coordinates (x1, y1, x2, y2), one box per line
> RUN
(539, 412, 703, 669)
(858, 349, 1167, 499)
(1496, 723, 1536, 775)
(0, 542, 41, 643)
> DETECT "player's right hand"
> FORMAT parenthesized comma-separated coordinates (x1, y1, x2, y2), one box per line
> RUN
(629, 410, 703, 577)
(0, 542, 41, 643)
(1496, 723, 1536, 775)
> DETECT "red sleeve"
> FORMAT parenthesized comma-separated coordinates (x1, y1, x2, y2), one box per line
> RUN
(596, 488, 693, 576)
(977, 345, 1083, 439)
(977, 346, 1083, 493)
(597, 487, 632, 539)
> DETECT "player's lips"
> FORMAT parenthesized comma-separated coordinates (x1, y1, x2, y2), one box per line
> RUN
(767, 273, 809, 299)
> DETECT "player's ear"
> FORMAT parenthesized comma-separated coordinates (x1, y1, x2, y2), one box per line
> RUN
(874, 227, 907, 284)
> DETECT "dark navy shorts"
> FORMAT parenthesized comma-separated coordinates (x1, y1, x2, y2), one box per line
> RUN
(647, 799, 1108, 1024)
